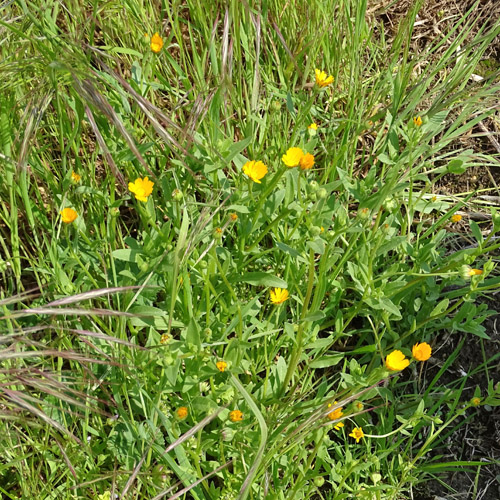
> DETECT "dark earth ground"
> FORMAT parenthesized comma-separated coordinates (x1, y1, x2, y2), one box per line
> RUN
(371, 0, 500, 498)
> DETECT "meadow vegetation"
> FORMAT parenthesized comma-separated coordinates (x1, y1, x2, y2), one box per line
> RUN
(1, 0, 500, 498)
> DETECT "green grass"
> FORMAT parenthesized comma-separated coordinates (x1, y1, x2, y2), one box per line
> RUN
(1, 0, 500, 498)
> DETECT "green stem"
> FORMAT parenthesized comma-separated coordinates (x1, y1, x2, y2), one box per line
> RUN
(280, 248, 316, 395)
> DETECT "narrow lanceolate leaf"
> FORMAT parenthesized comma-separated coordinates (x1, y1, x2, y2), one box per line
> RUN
(231, 374, 268, 500)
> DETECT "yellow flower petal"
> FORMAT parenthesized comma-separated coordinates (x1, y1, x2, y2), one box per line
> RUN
(349, 427, 364, 443)
(60, 208, 78, 224)
(315, 68, 334, 88)
(242, 160, 268, 183)
(150, 32, 163, 53)
(412, 342, 432, 362)
(129, 176, 154, 202)
(270, 288, 289, 305)
(385, 350, 410, 371)
(282, 147, 304, 167)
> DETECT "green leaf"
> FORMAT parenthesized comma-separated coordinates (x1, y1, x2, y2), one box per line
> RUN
(301, 311, 325, 322)
(307, 238, 325, 255)
(236, 272, 287, 288)
(185, 318, 201, 350)
(112, 249, 141, 262)
(377, 153, 394, 165)
(286, 91, 295, 115)
(430, 299, 449, 317)
(447, 158, 467, 174)
(309, 354, 343, 369)
(470, 220, 483, 244)
(226, 136, 252, 164)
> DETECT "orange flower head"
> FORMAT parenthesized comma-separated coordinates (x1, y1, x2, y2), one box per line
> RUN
(243, 160, 268, 183)
(413, 116, 423, 127)
(129, 176, 154, 202)
(160, 334, 170, 345)
(327, 402, 344, 430)
(385, 350, 410, 371)
(60, 208, 78, 224)
(270, 288, 289, 305)
(216, 360, 227, 372)
(468, 268, 483, 277)
(71, 171, 81, 183)
(308, 123, 318, 131)
(230, 213, 238, 222)
(451, 214, 462, 223)
(150, 32, 164, 53)
(412, 342, 432, 361)
(471, 397, 481, 407)
(176, 406, 188, 420)
(229, 410, 243, 422)
(299, 153, 315, 170)
(282, 147, 304, 167)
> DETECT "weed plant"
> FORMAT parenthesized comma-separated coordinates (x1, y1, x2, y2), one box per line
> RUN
(1, 0, 500, 499)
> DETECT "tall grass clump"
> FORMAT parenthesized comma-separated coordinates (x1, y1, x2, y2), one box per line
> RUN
(1, 0, 500, 498)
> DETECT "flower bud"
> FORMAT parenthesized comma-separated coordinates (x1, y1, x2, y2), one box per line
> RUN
(313, 477, 325, 487)
(310, 226, 321, 237)
(317, 188, 327, 199)
(172, 189, 184, 201)
(358, 207, 370, 220)
(309, 181, 319, 192)
(221, 428, 235, 442)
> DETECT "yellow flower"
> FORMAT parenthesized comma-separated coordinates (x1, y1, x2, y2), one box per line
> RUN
(176, 406, 188, 420)
(229, 410, 243, 422)
(412, 342, 432, 362)
(282, 147, 304, 167)
(349, 427, 364, 443)
(71, 171, 81, 183)
(242, 160, 268, 183)
(150, 32, 163, 53)
(270, 288, 289, 305)
(308, 123, 318, 130)
(299, 153, 315, 170)
(468, 268, 483, 276)
(216, 360, 227, 372)
(327, 402, 344, 430)
(230, 213, 238, 222)
(413, 116, 423, 127)
(385, 350, 410, 371)
(128, 176, 154, 202)
(451, 214, 462, 223)
(471, 397, 481, 406)
(315, 68, 334, 88)
(160, 334, 170, 344)
(60, 207, 78, 224)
